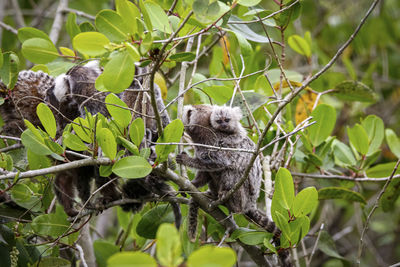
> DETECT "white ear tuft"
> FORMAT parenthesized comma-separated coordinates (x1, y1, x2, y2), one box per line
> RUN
(182, 105, 194, 124)
(233, 106, 243, 120)
(53, 74, 69, 102)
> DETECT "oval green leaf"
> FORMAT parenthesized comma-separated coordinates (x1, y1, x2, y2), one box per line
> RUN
(187, 246, 237, 267)
(332, 140, 356, 167)
(318, 187, 366, 204)
(21, 129, 53, 156)
(116, 0, 140, 35)
(102, 50, 135, 93)
(136, 204, 175, 239)
(125, 42, 141, 61)
(347, 124, 369, 156)
(36, 103, 57, 138)
(366, 162, 400, 178)
(385, 129, 400, 158)
(105, 93, 132, 128)
(0, 52, 19, 89)
(73, 32, 110, 57)
(95, 9, 129, 42)
(288, 35, 311, 57)
(108, 252, 157, 267)
(237, 0, 261, 7)
(117, 136, 139, 155)
(156, 119, 184, 163)
(63, 132, 88, 151)
(112, 156, 152, 178)
(202, 85, 234, 105)
(18, 27, 51, 42)
(130, 118, 145, 147)
(169, 52, 196, 62)
(308, 104, 336, 147)
(334, 80, 377, 102)
(22, 38, 59, 64)
(66, 12, 81, 40)
(156, 223, 183, 267)
(144, 2, 172, 34)
(361, 115, 384, 155)
(292, 187, 318, 217)
(273, 167, 295, 210)
(97, 128, 117, 160)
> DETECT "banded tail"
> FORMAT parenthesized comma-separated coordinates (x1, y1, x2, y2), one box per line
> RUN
(188, 199, 199, 242)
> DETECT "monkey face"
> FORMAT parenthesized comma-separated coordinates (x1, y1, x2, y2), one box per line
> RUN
(210, 106, 242, 135)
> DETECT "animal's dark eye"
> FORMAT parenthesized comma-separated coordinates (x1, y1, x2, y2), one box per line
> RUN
(217, 120, 222, 124)
(187, 109, 192, 119)
(225, 118, 230, 122)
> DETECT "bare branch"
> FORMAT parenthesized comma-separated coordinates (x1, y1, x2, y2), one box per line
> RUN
(0, 21, 18, 35)
(0, 157, 112, 180)
(357, 158, 400, 266)
(49, 0, 69, 43)
(292, 172, 400, 182)
(63, 7, 95, 20)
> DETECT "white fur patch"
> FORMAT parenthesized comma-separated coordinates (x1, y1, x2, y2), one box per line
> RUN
(54, 74, 69, 102)
(84, 60, 101, 75)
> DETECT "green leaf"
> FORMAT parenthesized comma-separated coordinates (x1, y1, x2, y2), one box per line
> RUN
(228, 16, 271, 43)
(117, 136, 139, 155)
(21, 129, 53, 156)
(94, 240, 119, 267)
(105, 93, 132, 128)
(125, 42, 140, 61)
(22, 38, 59, 64)
(31, 64, 49, 73)
(156, 119, 184, 163)
(366, 162, 400, 178)
(361, 115, 384, 155)
(17, 27, 51, 43)
(237, 0, 261, 7)
(273, 167, 295, 210)
(308, 104, 336, 147)
(290, 216, 310, 245)
(0, 52, 19, 89)
(107, 252, 157, 267)
(292, 187, 318, 217)
(72, 117, 92, 143)
(102, 50, 135, 93)
(66, 13, 81, 40)
(79, 21, 96, 32)
(136, 204, 175, 239)
(130, 118, 145, 147)
(202, 85, 234, 105)
(332, 140, 356, 167)
(139, 0, 152, 32)
(347, 124, 369, 155)
(95, 9, 129, 42)
(334, 80, 377, 102)
(187, 246, 236, 267)
(116, 0, 140, 35)
(31, 206, 70, 236)
(263, 238, 277, 254)
(36, 103, 57, 138)
(73, 32, 110, 57)
(97, 128, 117, 160)
(318, 187, 366, 204)
(232, 229, 269, 246)
(156, 223, 183, 267)
(169, 52, 196, 62)
(274, 211, 291, 242)
(318, 231, 345, 259)
(112, 156, 152, 178)
(381, 179, 400, 212)
(10, 184, 41, 212)
(63, 132, 88, 151)
(288, 35, 311, 57)
(144, 2, 172, 34)
(385, 129, 400, 158)
(229, 30, 252, 57)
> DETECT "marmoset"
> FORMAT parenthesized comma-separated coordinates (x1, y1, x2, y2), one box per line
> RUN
(0, 70, 54, 136)
(47, 62, 180, 226)
(176, 104, 291, 267)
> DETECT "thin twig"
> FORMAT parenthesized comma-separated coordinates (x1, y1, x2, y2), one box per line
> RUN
(293, 172, 400, 182)
(63, 7, 95, 20)
(357, 158, 400, 266)
(0, 21, 18, 34)
(308, 223, 324, 265)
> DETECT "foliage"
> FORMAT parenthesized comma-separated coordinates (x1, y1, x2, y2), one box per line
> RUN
(0, 0, 400, 266)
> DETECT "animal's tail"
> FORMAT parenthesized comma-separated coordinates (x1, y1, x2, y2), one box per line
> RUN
(245, 209, 293, 267)
(187, 199, 199, 241)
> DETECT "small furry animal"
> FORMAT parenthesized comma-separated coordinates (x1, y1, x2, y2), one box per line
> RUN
(47, 62, 181, 226)
(176, 105, 291, 267)
(0, 70, 54, 136)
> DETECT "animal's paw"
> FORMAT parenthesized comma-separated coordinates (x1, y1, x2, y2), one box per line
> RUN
(176, 152, 189, 164)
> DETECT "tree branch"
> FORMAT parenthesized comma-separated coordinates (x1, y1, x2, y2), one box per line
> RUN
(356, 158, 400, 266)
(49, 0, 68, 43)
(0, 21, 17, 35)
